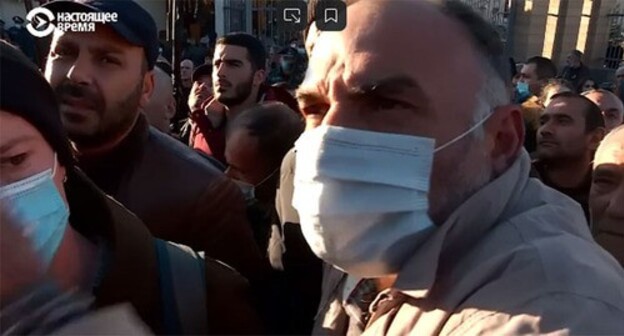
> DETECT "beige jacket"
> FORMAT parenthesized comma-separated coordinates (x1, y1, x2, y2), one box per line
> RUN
(316, 151, 624, 335)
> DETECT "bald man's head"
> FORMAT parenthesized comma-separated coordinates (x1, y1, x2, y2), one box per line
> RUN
(583, 89, 624, 132)
(590, 125, 624, 266)
(298, 0, 521, 224)
(143, 66, 175, 133)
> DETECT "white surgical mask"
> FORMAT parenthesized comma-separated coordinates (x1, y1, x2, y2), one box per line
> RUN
(293, 115, 492, 278)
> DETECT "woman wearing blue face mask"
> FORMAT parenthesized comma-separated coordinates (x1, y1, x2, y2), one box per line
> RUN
(0, 40, 263, 335)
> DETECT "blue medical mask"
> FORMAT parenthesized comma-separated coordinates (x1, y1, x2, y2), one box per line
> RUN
(515, 82, 531, 102)
(0, 156, 69, 270)
(293, 113, 493, 277)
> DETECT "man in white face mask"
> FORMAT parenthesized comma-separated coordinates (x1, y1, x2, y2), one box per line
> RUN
(295, 0, 624, 335)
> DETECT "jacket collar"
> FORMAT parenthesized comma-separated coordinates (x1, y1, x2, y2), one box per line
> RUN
(393, 150, 532, 299)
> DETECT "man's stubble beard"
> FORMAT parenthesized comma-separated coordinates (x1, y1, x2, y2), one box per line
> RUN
(428, 132, 494, 225)
(68, 82, 144, 149)
(216, 75, 254, 108)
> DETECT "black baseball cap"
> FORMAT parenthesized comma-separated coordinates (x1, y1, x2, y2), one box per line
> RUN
(192, 64, 212, 82)
(43, 0, 159, 70)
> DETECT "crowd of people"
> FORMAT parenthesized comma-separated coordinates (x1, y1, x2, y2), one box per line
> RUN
(0, 0, 623, 335)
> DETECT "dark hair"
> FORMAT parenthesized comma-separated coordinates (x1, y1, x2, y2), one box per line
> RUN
(526, 56, 558, 80)
(227, 102, 304, 168)
(549, 92, 605, 132)
(216, 32, 266, 71)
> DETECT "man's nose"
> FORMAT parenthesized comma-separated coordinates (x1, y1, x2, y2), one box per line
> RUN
(66, 54, 93, 86)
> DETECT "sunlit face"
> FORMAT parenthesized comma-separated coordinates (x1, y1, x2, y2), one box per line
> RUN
(180, 60, 194, 82)
(590, 128, 624, 265)
(212, 44, 264, 107)
(297, 0, 517, 223)
(0, 111, 67, 201)
(584, 91, 624, 132)
(537, 97, 593, 161)
(45, 25, 153, 149)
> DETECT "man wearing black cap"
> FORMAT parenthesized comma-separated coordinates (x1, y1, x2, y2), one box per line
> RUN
(41, 0, 264, 282)
(0, 40, 262, 335)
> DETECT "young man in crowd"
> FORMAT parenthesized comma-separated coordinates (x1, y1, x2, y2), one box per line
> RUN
(188, 32, 299, 166)
(532, 92, 606, 222)
(517, 56, 558, 152)
(583, 89, 624, 132)
(0, 40, 261, 335)
(42, 0, 263, 281)
(298, 0, 624, 334)
(589, 124, 624, 266)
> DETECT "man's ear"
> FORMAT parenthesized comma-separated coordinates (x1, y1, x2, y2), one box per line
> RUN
(139, 70, 155, 109)
(485, 104, 525, 175)
(588, 127, 606, 151)
(253, 69, 266, 87)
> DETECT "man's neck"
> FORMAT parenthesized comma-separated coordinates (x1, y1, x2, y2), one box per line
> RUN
(543, 156, 592, 189)
(72, 117, 139, 158)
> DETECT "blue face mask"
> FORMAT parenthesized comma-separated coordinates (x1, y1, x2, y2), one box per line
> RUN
(0, 157, 69, 270)
(515, 82, 531, 102)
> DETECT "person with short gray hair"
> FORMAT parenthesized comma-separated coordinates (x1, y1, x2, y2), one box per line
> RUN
(299, 0, 624, 334)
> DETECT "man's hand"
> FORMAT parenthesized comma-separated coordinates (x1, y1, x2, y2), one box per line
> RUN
(188, 81, 212, 112)
(0, 201, 44, 304)
(204, 97, 227, 129)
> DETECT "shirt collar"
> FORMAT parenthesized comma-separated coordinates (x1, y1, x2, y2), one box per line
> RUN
(393, 150, 532, 299)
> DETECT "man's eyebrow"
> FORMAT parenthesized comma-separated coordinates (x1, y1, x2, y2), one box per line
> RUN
(593, 165, 622, 178)
(0, 135, 36, 154)
(89, 43, 125, 56)
(347, 75, 420, 96)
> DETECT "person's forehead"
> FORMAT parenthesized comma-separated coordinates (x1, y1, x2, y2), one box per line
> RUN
(587, 92, 621, 109)
(215, 44, 249, 62)
(226, 129, 260, 166)
(521, 63, 536, 74)
(594, 135, 624, 166)
(545, 98, 584, 116)
(52, 25, 139, 55)
(0, 111, 44, 146)
(304, 0, 484, 106)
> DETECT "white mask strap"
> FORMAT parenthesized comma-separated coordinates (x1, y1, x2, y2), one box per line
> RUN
(434, 111, 494, 153)
(51, 153, 59, 177)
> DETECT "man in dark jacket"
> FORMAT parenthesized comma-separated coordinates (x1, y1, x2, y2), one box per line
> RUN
(0, 40, 262, 335)
(560, 50, 591, 92)
(42, 0, 263, 281)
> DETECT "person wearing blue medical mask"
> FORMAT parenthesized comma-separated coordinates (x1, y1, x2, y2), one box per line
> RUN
(517, 56, 558, 153)
(297, 1, 624, 335)
(0, 40, 263, 335)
